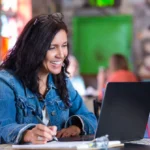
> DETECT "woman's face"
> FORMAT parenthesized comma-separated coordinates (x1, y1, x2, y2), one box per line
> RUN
(42, 29, 68, 75)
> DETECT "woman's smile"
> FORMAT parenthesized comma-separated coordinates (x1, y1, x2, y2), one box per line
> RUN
(41, 29, 68, 75)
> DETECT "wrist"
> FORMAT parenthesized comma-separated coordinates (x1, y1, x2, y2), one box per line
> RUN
(22, 130, 32, 143)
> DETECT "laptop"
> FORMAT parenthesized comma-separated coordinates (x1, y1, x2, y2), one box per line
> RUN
(59, 82, 150, 142)
(95, 82, 150, 143)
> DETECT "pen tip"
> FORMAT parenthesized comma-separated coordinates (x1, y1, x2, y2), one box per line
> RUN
(53, 136, 58, 141)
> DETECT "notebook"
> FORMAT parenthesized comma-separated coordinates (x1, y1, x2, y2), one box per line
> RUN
(12, 140, 123, 149)
(96, 82, 150, 142)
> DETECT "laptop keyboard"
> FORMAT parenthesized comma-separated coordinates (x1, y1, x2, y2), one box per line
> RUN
(127, 138, 150, 145)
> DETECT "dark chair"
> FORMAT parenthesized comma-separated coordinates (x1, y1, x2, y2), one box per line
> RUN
(93, 98, 102, 120)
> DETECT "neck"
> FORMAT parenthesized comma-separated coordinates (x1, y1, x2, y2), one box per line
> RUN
(38, 70, 49, 96)
(38, 67, 49, 83)
(38, 73, 48, 85)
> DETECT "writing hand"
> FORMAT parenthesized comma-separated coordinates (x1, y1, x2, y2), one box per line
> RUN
(56, 125, 81, 138)
(23, 124, 57, 144)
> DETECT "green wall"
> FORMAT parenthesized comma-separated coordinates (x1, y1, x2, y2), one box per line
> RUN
(73, 15, 133, 74)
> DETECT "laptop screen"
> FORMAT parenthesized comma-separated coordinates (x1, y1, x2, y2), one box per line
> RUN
(95, 82, 150, 142)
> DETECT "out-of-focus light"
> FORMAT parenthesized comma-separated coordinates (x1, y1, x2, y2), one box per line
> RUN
(97, 0, 114, 6)
(89, 0, 114, 7)
(2, 0, 17, 12)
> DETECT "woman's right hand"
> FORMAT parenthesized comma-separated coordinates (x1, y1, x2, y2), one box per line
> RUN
(23, 124, 57, 144)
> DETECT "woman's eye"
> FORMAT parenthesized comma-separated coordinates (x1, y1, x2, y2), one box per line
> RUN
(62, 45, 67, 48)
(50, 46, 55, 50)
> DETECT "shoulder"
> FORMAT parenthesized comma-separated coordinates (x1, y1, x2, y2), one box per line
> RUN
(65, 76, 77, 94)
(0, 69, 20, 88)
(108, 70, 125, 81)
(0, 69, 15, 81)
(108, 70, 138, 82)
(65, 75, 73, 86)
(110, 70, 127, 77)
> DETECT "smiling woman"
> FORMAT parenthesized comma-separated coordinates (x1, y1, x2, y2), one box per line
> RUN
(0, 13, 97, 144)
(42, 30, 68, 75)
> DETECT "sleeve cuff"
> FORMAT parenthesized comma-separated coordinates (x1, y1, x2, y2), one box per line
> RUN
(15, 124, 36, 144)
(64, 115, 86, 135)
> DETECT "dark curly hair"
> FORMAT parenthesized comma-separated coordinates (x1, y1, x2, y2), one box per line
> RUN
(0, 13, 70, 107)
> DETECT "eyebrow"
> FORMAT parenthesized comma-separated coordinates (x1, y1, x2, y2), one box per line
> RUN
(51, 41, 68, 46)
(63, 41, 68, 44)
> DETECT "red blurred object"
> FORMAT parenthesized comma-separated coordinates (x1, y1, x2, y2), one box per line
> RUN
(0, 36, 9, 61)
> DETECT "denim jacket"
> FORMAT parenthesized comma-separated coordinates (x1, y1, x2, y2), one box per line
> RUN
(0, 70, 97, 144)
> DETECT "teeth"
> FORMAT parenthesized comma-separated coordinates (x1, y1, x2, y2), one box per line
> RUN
(51, 61, 62, 65)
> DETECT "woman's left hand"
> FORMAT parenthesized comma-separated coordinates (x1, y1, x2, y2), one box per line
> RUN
(56, 125, 81, 138)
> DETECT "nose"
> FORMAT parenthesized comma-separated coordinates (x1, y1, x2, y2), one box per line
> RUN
(56, 47, 64, 58)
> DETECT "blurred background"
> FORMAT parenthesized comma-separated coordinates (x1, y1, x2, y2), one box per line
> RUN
(1, 0, 150, 90)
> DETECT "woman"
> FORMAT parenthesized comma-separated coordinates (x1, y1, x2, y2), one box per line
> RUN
(97, 54, 138, 100)
(0, 13, 97, 144)
(94, 54, 138, 120)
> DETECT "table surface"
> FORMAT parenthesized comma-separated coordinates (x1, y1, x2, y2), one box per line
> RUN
(1, 143, 150, 150)
(1, 135, 150, 150)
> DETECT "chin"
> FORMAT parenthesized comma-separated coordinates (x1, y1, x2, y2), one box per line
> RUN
(50, 69, 62, 75)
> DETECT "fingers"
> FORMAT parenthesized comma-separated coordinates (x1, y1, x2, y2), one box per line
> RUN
(34, 127, 52, 140)
(57, 126, 81, 138)
(25, 124, 81, 144)
(57, 130, 77, 138)
(22, 129, 48, 144)
(57, 128, 66, 138)
(32, 134, 48, 144)
(29, 124, 57, 144)
(61, 130, 79, 137)
(61, 131, 71, 137)
(70, 131, 79, 136)
(49, 126, 57, 135)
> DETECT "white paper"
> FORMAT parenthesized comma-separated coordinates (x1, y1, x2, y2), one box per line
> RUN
(12, 141, 122, 149)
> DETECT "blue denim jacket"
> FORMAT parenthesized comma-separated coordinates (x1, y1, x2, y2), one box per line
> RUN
(0, 70, 97, 144)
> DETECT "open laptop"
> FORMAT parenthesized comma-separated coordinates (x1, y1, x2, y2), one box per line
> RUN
(96, 82, 150, 143)
(59, 82, 150, 142)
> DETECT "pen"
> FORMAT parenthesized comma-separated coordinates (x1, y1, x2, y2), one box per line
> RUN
(32, 111, 58, 141)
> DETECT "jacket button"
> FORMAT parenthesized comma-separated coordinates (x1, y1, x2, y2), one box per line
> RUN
(51, 111, 56, 116)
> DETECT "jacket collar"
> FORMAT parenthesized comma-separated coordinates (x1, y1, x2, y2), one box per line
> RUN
(25, 87, 35, 98)
(47, 74, 57, 89)
(24, 74, 57, 98)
